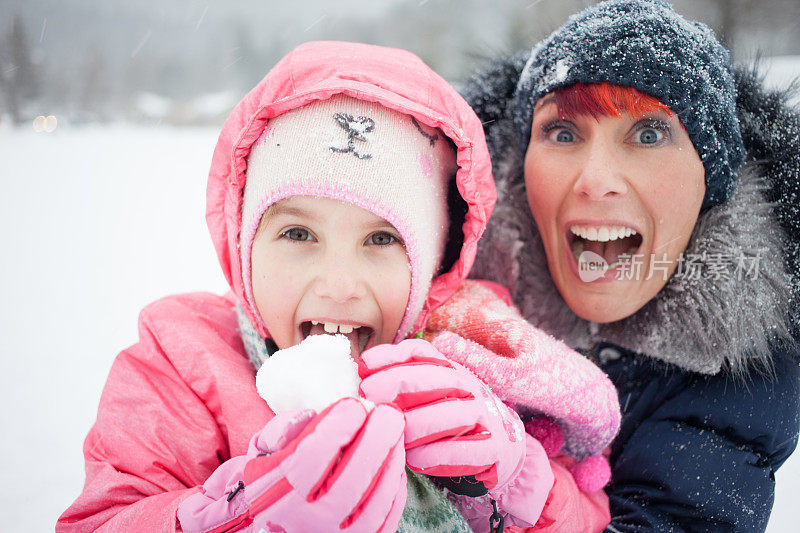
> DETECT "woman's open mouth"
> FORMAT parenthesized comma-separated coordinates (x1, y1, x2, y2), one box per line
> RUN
(300, 320, 374, 356)
(567, 224, 643, 272)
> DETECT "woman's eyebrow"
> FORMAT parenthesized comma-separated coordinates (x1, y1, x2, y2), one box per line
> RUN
(635, 110, 674, 123)
(536, 96, 557, 110)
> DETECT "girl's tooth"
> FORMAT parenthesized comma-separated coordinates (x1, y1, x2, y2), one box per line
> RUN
(580, 227, 588, 239)
(323, 322, 338, 334)
(587, 227, 598, 240)
(339, 324, 354, 334)
(631, 229, 637, 235)
(597, 227, 610, 242)
(570, 226, 580, 236)
(624, 227, 631, 237)
(311, 320, 319, 325)
(608, 227, 620, 241)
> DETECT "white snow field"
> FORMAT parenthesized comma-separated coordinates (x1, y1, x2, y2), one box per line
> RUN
(1, 56, 798, 531)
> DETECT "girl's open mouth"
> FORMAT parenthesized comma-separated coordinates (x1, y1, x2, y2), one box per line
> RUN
(567, 224, 643, 271)
(300, 320, 374, 356)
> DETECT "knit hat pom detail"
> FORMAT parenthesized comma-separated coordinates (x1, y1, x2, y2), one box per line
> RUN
(524, 416, 565, 457)
(525, 415, 610, 492)
(570, 455, 612, 493)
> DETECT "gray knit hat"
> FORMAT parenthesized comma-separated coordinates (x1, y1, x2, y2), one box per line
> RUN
(513, 0, 745, 211)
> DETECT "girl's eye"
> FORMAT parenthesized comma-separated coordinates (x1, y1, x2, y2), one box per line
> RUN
(366, 232, 398, 246)
(636, 128, 663, 145)
(281, 227, 314, 242)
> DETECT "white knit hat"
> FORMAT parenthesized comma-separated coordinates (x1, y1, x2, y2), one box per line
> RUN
(240, 94, 457, 342)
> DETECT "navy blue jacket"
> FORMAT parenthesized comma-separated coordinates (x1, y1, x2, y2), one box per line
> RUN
(594, 342, 800, 531)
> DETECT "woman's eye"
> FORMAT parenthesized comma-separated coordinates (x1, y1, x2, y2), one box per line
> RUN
(367, 232, 398, 246)
(555, 129, 575, 143)
(281, 227, 313, 242)
(636, 128, 664, 144)
(542, 123, 576, 143)
(630, 119, 671, 146)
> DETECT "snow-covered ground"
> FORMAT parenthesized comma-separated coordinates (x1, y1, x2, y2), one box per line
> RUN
(0, 124, 228, 530)
(1, 55, 799, 530)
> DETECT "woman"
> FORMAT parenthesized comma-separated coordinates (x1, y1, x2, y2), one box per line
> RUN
(461, 0, 800, 530)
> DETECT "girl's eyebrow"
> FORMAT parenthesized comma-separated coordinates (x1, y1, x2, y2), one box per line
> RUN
(263, 203, 318, 222)
(368, 219, 400, 233)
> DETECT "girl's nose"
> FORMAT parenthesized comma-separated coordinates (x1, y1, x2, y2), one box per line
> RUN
(572, 143, 629, 200)
(312, 254, 368, 303)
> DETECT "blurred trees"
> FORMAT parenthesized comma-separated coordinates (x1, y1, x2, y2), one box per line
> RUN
(0, 0, 798, 127)
(0, 15, 40, 124)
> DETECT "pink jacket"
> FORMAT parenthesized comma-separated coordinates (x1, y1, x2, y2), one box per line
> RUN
(58, 41, 608, 531)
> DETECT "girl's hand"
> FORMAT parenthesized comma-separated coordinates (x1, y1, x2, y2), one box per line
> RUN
(178, 398, 407, 533)
(358, 338, 554, 531)
(358, 338, 526, 491)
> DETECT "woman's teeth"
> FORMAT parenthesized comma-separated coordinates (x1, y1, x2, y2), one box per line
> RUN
(310, 320, 359, 334)
(570, 224, 637, 242)
(570, 224, 641, 268)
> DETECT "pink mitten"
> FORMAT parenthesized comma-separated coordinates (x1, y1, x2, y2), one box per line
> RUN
(177, 398, 407, 533)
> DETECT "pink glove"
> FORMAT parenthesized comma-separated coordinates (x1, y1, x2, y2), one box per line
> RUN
(358, 338, 554, 530)
(359, 339, 526, 490)
(177, 398, 407, 533)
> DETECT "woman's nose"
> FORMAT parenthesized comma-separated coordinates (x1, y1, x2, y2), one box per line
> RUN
(312, 253, 368, 303)
(572, 143, 629, 200)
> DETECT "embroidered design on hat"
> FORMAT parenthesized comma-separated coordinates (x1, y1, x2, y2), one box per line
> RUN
(330, 113, 375, 159)
(411, 116, 438, 146)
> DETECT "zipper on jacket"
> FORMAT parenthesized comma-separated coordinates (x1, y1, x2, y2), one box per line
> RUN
(489, 499, 504, 532)
(227, 481, 244, 502)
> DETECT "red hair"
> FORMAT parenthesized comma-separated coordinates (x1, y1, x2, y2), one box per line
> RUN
(553, 82, 674, 121)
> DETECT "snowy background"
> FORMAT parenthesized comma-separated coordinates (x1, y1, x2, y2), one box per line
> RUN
(1, 1, 799, 531)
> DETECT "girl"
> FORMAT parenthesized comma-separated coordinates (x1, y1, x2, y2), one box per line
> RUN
(457, 0, 800, 530)
(58, 41, 618, 532)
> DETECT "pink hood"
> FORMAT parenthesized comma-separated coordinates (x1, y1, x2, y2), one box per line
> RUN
(206, 41, 496, 339)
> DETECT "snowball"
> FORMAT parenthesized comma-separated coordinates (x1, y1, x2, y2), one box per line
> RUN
(256, 334, 361, 414)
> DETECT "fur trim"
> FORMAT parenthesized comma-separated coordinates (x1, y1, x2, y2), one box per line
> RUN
(465, 60, 799, 375)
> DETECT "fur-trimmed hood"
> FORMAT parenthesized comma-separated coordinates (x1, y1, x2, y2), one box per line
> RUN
(463, 56, 800, 375)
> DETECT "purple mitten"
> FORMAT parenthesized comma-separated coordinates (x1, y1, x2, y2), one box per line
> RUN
(177, 398, 407, 533)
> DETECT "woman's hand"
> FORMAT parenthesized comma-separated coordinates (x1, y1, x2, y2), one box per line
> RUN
(177, 398, 407, 533)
